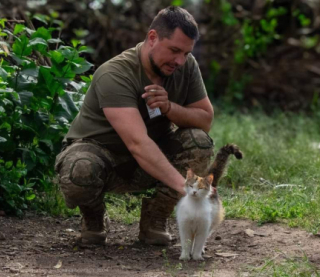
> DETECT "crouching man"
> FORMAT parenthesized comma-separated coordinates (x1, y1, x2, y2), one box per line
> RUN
(55, 6, 214, 246)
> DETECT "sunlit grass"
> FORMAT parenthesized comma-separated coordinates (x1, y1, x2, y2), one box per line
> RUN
(210, 112, 320, 233)
(248, 251, 320, 276)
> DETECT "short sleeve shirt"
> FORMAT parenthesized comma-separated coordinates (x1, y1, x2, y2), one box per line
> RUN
(65, 42, 207, 153)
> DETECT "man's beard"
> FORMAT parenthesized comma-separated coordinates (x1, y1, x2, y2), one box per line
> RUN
(149, 53, 172, 78)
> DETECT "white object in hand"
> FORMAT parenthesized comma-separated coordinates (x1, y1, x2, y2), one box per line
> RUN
(146, 89, 161, 119)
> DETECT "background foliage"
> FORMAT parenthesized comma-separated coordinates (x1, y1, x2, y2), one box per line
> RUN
(0, 15, 92, 215)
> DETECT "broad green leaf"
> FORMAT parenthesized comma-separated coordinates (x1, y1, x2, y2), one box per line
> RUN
(80, 75, 91, 82)
(38, 66, 53, 90)
(33, 14, 49, 25)
(72, 60, 93, 74)
(25, 27, 35, 35)
(12, 91, 19, 100)
(50, 50, 64, 64)
(2, 29, 20, 40)
(50, 63, 64, 77)
(28, 37, 48, 47)
(0, 18, 7, 28)
(61, 64, 76, 79)
(25, 193, 36, 201)
(5, 161, 13, 168)
(48, 38, 63, 44)
(13, 24, 26, 35)
(0, 67, 8, 80)
(21, 62, 39, 77)
(31, 27, 51, 41)
(59, 46, 77, 60)
(71, 39, 80, 48)
(0, 122, 11, 131)
(12, 35, 32, 57)
(73, 29, 89, 38)
(39, 139, 53, 151)
(10, 54, 24, 65)
(69, 81, 82, 91)
(49, 80, 63, 96)
(2, 98, 13, 106)
(78, 45, 95, 54)
(53, 19, 64, 28)
(0, 32, 7, 37)
(50, 11, 59, 19)
(53, 93, 79, 122)
(18, 91, 33, 106)
(28, 37, 48, 54)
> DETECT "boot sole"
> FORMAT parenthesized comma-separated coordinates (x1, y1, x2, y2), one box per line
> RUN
(138, 232, 171, 246)
(81, 231, 107, 245)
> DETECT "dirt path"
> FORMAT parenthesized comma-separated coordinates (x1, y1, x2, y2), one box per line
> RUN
(0, 214, 319, 277)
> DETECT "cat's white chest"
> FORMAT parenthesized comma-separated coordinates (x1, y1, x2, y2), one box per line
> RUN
(176, 196, 212, 227)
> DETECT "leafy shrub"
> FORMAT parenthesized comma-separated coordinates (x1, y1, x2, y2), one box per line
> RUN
(0, 16, 92, 215)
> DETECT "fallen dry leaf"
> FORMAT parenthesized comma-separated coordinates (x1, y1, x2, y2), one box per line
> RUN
(54, 260, 62, 269)
(215, 252, 239, 258)
(65, 229, 75, 232)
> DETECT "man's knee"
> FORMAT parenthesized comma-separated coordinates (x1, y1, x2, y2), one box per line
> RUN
(55, 148, 111, 208)
(169, 128, 214, 176)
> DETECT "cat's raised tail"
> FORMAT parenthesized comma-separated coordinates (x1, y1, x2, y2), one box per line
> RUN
(207, 144, 243, 188)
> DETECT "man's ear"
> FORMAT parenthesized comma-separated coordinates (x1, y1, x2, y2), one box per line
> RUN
(147, 29, 158, 46)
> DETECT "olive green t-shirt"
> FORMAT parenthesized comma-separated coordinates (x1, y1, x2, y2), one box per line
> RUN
(65, 42, 207, 153)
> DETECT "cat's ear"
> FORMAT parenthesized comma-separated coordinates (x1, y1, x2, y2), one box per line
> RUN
(186, 168, 195, 180)
(205, 174, 214, 185)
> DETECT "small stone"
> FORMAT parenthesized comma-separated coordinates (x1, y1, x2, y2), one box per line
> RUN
(245, 229, 255, 237)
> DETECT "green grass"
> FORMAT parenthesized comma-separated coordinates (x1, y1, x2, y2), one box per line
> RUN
(105, 193, 143, 224)
(248, 251, 320, 276)
(210, 112, 320, 233)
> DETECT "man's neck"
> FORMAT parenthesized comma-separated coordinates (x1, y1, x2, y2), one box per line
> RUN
(140, 42, 162, 85)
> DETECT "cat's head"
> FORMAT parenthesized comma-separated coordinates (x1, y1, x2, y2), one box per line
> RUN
(184, 168, 214, 198)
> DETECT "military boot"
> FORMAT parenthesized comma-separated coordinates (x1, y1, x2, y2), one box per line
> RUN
(80, 203, 110, 245)
(138, 192, 178, 246)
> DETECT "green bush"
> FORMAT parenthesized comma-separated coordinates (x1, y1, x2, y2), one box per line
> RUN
(0, 16, 92, 215)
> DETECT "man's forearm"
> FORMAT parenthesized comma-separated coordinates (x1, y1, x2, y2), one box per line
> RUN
(128, 137, 186, 195)
(166, 102, 213, 133)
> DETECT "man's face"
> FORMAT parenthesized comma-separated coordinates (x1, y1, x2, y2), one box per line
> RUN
(148, 28, 195, 77)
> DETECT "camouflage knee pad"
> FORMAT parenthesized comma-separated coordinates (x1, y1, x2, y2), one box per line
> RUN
(55, 141, 113, 208)
(158, 128, 214, 200)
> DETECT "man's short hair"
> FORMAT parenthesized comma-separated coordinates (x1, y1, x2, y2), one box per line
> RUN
(148, 6, 200, 41)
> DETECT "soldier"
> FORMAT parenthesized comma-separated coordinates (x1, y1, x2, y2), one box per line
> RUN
(55, 6, 214, 246)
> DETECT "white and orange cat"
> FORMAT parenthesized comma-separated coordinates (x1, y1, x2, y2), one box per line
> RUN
(176, 144, 242, 261)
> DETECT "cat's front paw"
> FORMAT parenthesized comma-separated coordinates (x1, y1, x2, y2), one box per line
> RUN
(179, 254, 191, 261)
(192, 254, 204, 261)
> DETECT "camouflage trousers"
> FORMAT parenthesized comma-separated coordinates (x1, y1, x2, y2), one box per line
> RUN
(54, 128, 214, 209)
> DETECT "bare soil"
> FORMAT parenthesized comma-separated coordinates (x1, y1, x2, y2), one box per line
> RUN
(0, 213, 319, 277)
